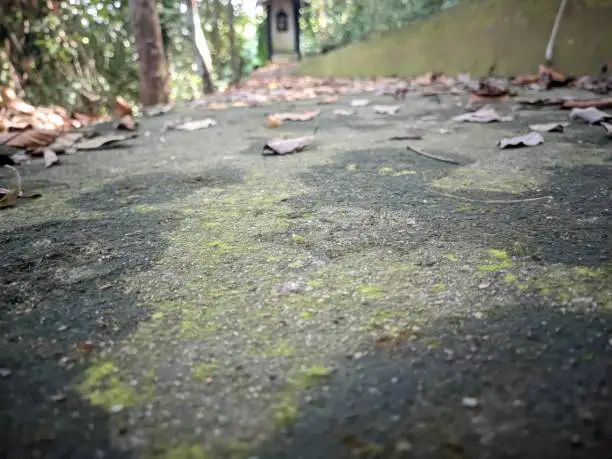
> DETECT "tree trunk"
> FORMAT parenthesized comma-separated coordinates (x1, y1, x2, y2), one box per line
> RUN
(186, 0, 215, 94)
(227, 0, 240, 86)
(128, 0, 169, 106)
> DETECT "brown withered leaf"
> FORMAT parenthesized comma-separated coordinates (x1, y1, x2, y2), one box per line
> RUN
(1, 87, 35, 115)
(529, 122, 569, 133)
(511, 74, 540, 85)
(561, 98, 612, 110)
(413, 72, 437, 86)
(453, 106, 513, 123)
(0, 165, 21, 209)
(498, 132, 543, 149)
(267, 115, 282, 128)
(114, 96, 133, 118)
(538, 65, 571, 89)
(270, 110, 320, 122)
(317, 95, 339, 105)
(207, 102, 229, 110)
(47, 132, 84, 153)
(517, 98, 564, 108)
(75, 132, 138, 150)
(263, 135, 313, 155)
(117, 114, 137, 131)
(43, 149, 59, 168)
(569, 107, 612, 125)
(172, 118, 217, 131)
(0, 129, 59, 150)
(374, 105, 400, 115)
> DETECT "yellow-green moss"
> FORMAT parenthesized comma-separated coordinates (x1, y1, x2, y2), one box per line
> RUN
(346, 163, 359, 172)
(192, 363, 218, 381)
(358, 284, 382, 297)
(291, 234, 307, 244)
(144, 444, 211, 459)
(478, 249, 514, 272)
(378, 167, 395, 176)
(430, 282, 447, 294)
(77, 361, 152, 411)
(393, 169, 416, 177)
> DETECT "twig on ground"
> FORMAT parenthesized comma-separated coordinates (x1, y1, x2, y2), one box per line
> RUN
(406, 145, 460, 165)
(428, 188, 553, 204)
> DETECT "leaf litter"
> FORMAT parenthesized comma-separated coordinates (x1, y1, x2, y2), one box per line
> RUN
(374, 105, 400, 115)
(263, 135, 314, 155)
(569, 107, 612, 125)
(268, 110, 320, 122)
(171, 118, 217, 131)
(452, 106, 513, 123)
(498, 132, 544, 149)
(529, 122, 569, 132)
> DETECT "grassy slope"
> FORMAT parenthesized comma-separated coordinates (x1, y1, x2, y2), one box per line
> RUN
(299, 0, 612, 77)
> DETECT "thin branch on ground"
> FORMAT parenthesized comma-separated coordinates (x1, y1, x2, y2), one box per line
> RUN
(406, 145, 460, 165)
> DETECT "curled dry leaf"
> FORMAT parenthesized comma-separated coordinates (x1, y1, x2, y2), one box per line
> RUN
(1, 86, 35, 114)
(76, 132, 138, 150)
(452, 106, 513, 123)
(0, 129, 59, 150)
(569, 107, 612, 125)
(0, 165, 21, 209)
(47, 132, 84, 153)
(333, 109, 355, 116)
(172, 118, 217, 131)
(350, 99, 370, 107)
(270, 110, 320, 122)
(267, 115, 282, 128)
(317, 95, 339, 105)
(117, 114, 137, 131)
(143, 103, 173, 117)
(561, 97, 612, 110)
(374, 105, 400, 115)
(43, 149, 59, 168)
(498, 132, 543, 149)
(114, 96, 133, 118)
(263, 135, 313, 155)
(528, 122, 569, 133)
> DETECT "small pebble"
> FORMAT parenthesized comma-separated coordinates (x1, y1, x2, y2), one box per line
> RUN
(391, 377, 399, 384)
(110, 404, 124, 413)
(0, 368, 12, 378)
(461, 396, 479, 408)
(57, 324, 68, 332)
(473, 312, 484, 319)
(478, 282, 490, 289)
(395, 439, 412, 452)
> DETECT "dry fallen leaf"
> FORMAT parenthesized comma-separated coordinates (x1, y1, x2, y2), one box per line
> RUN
(498, 132, 543, 149)
(317, 95, 339, 105)
(267, 115, 282, 128)
(1, 87, 35, 114)
(517, 98, 564, 108)
(76, 132, 138, 150)
(528, 122, 569, 132)
(569, 107, 612, 125)
(43, 149, 59, 168)
(333, 109, 355, 116)
(207, 102, 229, 110)
(561, 98, 612, 109)
(47, 132, 84, 153)
(374, 105, 400, 115)
(350, 99, 370, 107)
(0, 165, 21, 209)
(172, 118, 217, 131)
(263, 135, 313, 155)
(114, 96, 133, 118)
(143, 103, 173, 117)
(117, 114, 137, 131)
(270, 110, 320, 122)
(452, 106, 513, 123)
(0, 129, 59, 150)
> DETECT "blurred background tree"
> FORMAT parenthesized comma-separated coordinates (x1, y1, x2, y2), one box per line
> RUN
(0, 0, 462, 109)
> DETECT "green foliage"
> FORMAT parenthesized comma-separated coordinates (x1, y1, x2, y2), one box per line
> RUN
(299, 0, 462, 55)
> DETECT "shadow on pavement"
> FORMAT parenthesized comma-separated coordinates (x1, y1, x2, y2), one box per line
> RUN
(0, 173, 193, 458)
(254, 302, 612, 459)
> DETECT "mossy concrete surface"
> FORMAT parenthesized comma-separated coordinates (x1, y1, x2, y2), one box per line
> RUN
(0, 86, 611, 459)
(300, 0, 612, 78)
